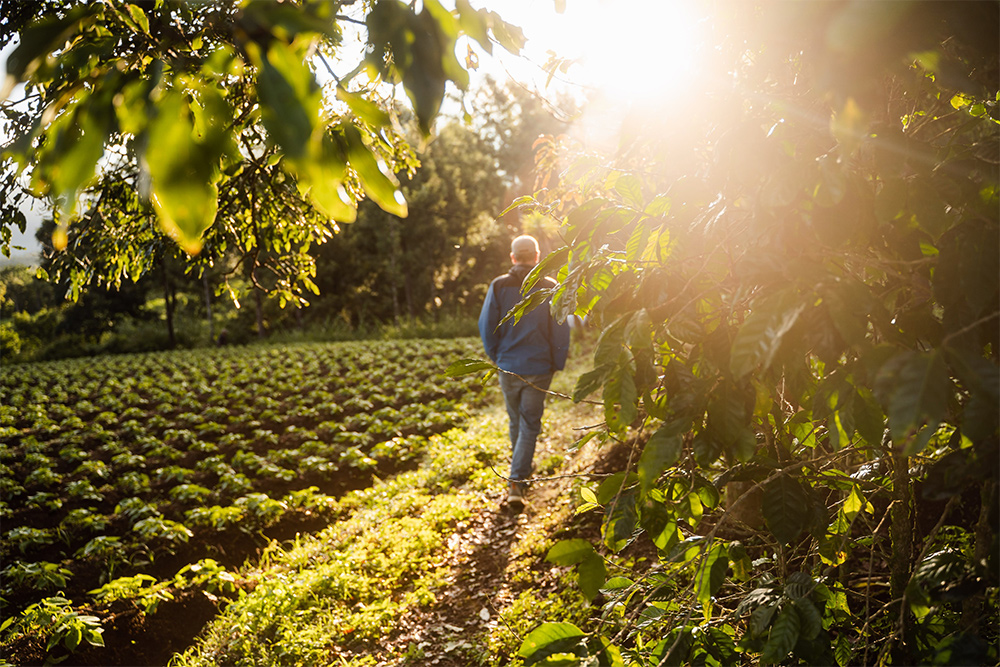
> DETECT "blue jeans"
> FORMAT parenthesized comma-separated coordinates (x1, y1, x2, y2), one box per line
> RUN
(498, 371, 553, 485)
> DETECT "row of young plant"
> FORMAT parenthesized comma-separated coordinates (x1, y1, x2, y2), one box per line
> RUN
(0, 338, 486, 658)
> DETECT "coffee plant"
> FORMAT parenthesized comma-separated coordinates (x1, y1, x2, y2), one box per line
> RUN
(467, 3, 999, 665)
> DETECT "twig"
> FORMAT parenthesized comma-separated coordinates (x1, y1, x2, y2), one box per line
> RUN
(496, 367, 603, 406)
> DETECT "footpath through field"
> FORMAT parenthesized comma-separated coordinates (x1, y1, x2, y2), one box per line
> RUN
(172, 356, 607, 666)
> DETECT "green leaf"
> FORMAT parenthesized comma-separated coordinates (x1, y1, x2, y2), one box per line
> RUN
(637, 422, 684, 496)
(499, 194, 538, 218)
(336, 88, 391, 127)
(43, 100, 109, 217)
(573, 365, 611, 403)
(456, 0, 491, 52)
(614, 173, 645, 209)
(517, 622, 586, 662)
(146, 89, 219, 254)
(126, 4, 150, 34)
(545, 539, 595, 566)
(578, 552, 607, 601)
(730, 294, 805, 380)
(654, 627, 695, 666)
(640, 498, 678, 550)
(761, 605, 801, 664)
(644, 193, 671, 216)
(852, 388, 886, 447)
(793, 598, 823, 640)
(254, 42, 319, 161)
(785, 571, 816, 599)
(597, 472, 638, 506)
(3, 6, 91, 82)
(617, 366, 638, 427)
(762, 476, 811, 545)
(65, 624, 82, 651)
(523, 245, 570, 293)
(625, 222, 651, 263)
(888, 351, 950, 450)
(444, 358, 495, 377)
(729, 542, 752, 581)
(602, 489, 639, 552)
(706, 383, 755, 463)
(695, 542, 729, 605)
(343, 125, 407, 217)
(750, 602, 779, 637)
(295, 132, 356, 222)
(835, 634, 853, 667)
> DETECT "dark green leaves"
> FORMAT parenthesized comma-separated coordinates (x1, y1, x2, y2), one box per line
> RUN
(254, 42, 318, 162)
(730, 292, 805, 380)
(637, 422, 685, 496)
(365, 0, 466, 135)
(762, 476, 811, 545)
(761, 605, 801, 664)
(883, 351, 952, 453)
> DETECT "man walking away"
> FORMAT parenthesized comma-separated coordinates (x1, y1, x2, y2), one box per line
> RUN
(479, 235, 570, 508)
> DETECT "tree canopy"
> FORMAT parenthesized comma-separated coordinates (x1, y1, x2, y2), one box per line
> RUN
(0, 0, 523, 303)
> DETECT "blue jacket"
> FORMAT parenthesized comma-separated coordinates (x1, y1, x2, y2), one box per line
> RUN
(479, 263, 570, 375)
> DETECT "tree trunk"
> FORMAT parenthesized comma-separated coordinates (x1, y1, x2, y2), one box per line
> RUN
(163, 266, 176, 349)
(404, 278, 414, 318)
(203, 273, 214, 344)
(890, 449, 913, 663)
(389, 220, 400, 325)
(961, 478, 996, 633)
(254, 287, 265, 339)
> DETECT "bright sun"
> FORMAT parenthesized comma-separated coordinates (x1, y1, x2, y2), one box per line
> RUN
(495, 0, 709, 107)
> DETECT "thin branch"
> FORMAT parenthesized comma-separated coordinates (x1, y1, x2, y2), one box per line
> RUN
(942, 311, 999, 345)
(496, 367, 603, 406)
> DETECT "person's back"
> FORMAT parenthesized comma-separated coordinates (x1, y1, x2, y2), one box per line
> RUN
(479, 235, 569, 508)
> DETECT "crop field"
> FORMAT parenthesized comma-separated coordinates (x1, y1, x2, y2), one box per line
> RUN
(0, 338, 487, 656)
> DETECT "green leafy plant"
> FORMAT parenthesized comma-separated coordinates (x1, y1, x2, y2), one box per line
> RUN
(1, 596, 105, 655)
(1, 561, 72, 595)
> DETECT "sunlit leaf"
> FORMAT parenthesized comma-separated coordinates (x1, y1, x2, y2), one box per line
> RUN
(546, 539, 594, 566)
(342, 125, 406, 217)
(517, 622, 586, 662)
(444, 358, 495, 377)
(146, 89, 220, 254)
(336, 88, 391, 127)
(695, 542, 728, 605)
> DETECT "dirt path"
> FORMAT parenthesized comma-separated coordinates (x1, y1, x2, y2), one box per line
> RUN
(375, 394, 609, 666)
